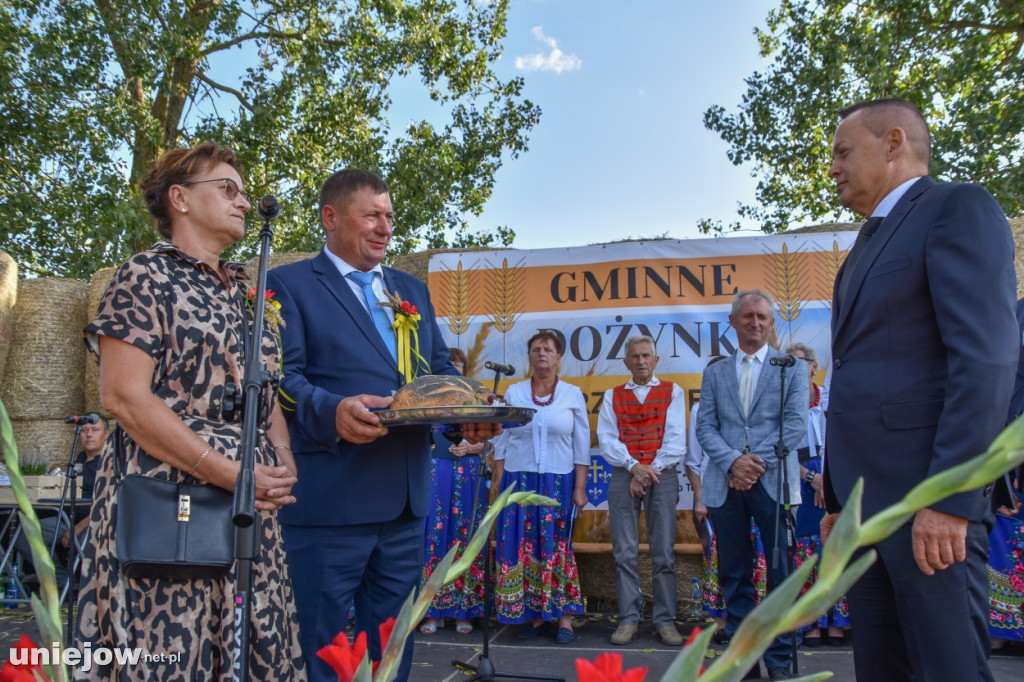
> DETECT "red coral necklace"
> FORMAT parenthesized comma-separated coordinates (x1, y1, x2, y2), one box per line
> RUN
(531, 375, 558, 407)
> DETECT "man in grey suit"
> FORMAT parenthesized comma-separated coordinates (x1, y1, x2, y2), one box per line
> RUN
(821, 98, 1017, 681)
(696, 289, 808, 681)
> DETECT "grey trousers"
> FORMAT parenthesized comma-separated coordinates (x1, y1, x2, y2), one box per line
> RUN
(608, 465, 679, 627)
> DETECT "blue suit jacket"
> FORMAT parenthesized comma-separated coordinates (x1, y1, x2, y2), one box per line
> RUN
(824, 177, 1018, 521)
(267, 251, 455, 526)
(695, 347, 808, 508)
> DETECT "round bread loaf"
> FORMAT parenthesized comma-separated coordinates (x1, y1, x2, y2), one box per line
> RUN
(391, 374, 491, 408)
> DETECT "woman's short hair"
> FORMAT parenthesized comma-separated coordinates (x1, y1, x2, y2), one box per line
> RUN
(527, 330, 564, 356)
(783, 342, 818, 364)
(140, 141, 243, 239)
(448, 347, 467, 366)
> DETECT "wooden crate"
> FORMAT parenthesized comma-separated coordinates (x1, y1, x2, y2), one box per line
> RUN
(0, 475, 81, 504)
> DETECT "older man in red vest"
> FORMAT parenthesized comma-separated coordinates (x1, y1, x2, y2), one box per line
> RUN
(597, 335, 687, 646)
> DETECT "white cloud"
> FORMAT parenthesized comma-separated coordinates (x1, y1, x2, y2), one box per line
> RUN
(514, 26, 582, 73)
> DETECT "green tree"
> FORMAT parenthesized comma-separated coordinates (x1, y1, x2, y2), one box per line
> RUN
(0, 0, 540, 278)
(703, 0, 1024, 234)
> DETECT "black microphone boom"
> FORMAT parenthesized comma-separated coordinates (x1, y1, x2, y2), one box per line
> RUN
(257, 194, 280, 221)
(64, 414, 98, 424)
(484, 361, 515, 376)
(769, 355, 797, 367)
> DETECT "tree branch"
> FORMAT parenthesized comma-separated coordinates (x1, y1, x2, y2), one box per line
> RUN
(194, 71, 255, 112)
(203, 30, 347, 56)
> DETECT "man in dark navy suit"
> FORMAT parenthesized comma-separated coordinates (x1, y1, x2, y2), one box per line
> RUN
(267, 169, 498, 681)
(821, 99, 1018, 682)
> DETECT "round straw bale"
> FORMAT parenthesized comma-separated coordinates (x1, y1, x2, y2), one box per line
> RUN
(1010, 217, 1024, 299)
(1, 418, 76, 471)
(84, 267, 117, 416)
(0, 250, 17, 380)
(243, 251, 317, 283)
(0, 278, 89, 419)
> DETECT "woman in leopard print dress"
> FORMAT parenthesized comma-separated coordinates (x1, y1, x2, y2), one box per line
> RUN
(76, 142, 306, 680)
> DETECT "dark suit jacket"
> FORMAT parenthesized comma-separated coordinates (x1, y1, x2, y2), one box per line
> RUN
(267, 251, 455, 527)
(824, 177, 1018, 522)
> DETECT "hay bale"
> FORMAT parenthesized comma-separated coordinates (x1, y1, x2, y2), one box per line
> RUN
(83, 266, 118, 416)
(576, 553, 702, 612)
(393, 246, 514, 282)
(1, 418, 76, 470)
(244, 251, 318, 283)
(1010, 217, 1024, 299)
(0, 278, 88, 420)
(0, 250, 16, 381)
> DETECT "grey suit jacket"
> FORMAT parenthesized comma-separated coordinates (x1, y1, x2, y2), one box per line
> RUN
(696, 347, 808, 508)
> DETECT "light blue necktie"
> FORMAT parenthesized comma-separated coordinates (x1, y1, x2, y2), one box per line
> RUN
(347, 270, 398, 362)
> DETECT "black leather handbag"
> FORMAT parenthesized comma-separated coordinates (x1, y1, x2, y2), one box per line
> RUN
(112, 426, 235, 580)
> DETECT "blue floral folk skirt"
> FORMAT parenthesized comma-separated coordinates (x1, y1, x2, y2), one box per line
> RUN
(494, 470, 584, 624)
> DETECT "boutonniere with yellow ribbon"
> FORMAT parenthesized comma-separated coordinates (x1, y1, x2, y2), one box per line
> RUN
(380, 290, 430, 383)
(247, 287, 285, 333)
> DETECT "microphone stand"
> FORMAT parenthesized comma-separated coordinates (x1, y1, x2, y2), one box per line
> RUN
(452, 367, 564, 682)
(232, 197, 279, 681)
(56, 423, 83, 647)
(771, 360, 799, 677)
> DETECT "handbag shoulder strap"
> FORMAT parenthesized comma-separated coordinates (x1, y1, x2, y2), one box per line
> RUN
(112, 424, 126, 481)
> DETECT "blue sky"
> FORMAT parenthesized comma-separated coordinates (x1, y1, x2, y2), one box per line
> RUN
(462, 0, 780, 250)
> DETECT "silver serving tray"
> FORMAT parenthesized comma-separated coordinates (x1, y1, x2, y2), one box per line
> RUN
(376, 405, 536, 427)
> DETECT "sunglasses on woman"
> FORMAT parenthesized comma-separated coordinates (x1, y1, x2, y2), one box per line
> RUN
(178, 178, 253, 206)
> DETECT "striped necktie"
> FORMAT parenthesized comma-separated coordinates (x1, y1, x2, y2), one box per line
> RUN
(739, 354, 755, 416)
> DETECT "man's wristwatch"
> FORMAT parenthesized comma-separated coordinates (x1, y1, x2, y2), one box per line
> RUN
(804, 470, 816, 485)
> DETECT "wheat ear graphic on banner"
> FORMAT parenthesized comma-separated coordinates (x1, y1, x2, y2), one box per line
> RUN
(766, 242, 804, 324)
(487, 257, 524, 335)
(442, 260, 472, 338)
(820, 240, 845, 313)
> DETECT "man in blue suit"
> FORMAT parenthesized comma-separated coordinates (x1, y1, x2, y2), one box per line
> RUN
(821, 99, 1018, 681)
(267, 169, 498, 681)
(696, 289, 808, 680)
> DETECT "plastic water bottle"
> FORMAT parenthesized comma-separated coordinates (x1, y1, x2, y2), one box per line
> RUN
(689, 577, 703, 619)
(6, 564, 19, 606)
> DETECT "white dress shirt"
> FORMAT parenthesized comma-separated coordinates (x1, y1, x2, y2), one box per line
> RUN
(322, 247, 395, 323)
(596, 376, 686, 472)
(491, 379, 591, 474)
(735, 343, 771, 396)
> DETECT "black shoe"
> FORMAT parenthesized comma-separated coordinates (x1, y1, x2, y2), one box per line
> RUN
(712, 629, 732, 646)
(802, 634, 823, 648)
(767, 667, 793, 680)
(742, 661, 762, 679)
(516, 622, 551, 639)
(826, 632, 849, 646)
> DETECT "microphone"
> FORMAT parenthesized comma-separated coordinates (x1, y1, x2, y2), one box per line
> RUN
(484, 361, 516, 376)
(64, 414, 98, 425)
(257, 194, 280, 221)
(769, 355, 797, 367)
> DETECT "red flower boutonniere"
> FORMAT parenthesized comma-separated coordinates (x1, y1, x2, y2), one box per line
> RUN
(379, 290, 429, 383)
(247, 287, 285, 332)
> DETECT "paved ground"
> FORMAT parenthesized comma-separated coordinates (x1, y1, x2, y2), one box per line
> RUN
(2, 607, 1021, 680)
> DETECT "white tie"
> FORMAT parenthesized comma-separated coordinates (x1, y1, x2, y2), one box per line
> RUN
(739, 354, 755, 416)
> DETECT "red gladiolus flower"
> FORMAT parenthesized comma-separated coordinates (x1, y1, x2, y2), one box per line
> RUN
(400, 300, 411, 312)
(0, 634, 50, 682)
(575, 652, 647, 682)
(318, 630, 368, 682)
